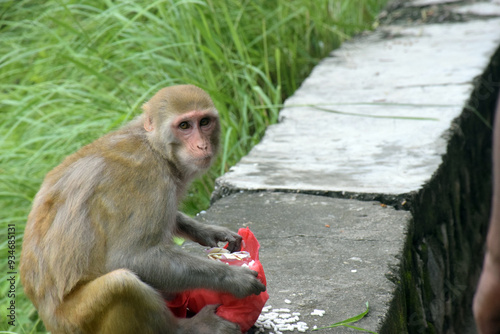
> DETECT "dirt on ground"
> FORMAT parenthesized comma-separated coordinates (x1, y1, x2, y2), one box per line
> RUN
(378, 0, 496, 26)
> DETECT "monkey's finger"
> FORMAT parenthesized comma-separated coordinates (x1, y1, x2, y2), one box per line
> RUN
(252, 278, 266, 295)
(199, 304, 220, 314)
(226, 242, 240, 253)
(226, 234, 242, 252)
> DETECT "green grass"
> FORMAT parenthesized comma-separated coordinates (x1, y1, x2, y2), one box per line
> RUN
(0, 0, 386, 332)
(313, 302, 377, 333)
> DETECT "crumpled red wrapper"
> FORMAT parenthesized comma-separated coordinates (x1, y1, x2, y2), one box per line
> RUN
(166, 227, 269, 333)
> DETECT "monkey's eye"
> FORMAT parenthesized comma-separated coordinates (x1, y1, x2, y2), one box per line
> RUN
(178, 122, 190, 130)
(200, 118, 210, 127)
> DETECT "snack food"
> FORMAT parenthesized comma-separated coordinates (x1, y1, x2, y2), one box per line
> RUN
(166, 227, 269, 333)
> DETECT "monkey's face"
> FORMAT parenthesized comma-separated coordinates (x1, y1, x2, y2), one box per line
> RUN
(170, 109, 220, 172)
(142, 85, 220, 174)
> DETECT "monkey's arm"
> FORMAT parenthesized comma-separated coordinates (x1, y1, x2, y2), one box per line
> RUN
(106, 243, 264, 298)
(175, 212, 242, 252)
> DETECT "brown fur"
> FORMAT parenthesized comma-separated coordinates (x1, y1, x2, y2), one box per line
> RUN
(20, 85, 265, 334)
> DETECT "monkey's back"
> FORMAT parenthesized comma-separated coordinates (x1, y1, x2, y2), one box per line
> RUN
(19, 119, 165, 314)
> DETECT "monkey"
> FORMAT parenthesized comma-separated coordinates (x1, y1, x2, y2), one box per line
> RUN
(20, 85, 266, 334)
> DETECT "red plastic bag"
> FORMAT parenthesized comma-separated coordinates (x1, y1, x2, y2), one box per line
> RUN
(166, 227, 269, 333)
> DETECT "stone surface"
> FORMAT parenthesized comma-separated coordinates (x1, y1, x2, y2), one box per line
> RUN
(186, 192, 410, 333)
(406, 0, 461, 7)
(215, 18, 500, 197)
(453, 1, 500, 16)
(204, 1, 500, 333)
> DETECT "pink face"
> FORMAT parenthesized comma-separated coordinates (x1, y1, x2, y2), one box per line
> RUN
(171, 110, 219, 168)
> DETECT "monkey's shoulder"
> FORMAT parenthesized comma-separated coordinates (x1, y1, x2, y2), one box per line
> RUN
(44, 125, 159, 184)
(97, 130, 153, 166)
(76, 123, 155, 164)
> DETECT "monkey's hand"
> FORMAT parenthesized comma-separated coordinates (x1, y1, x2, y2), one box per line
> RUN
(177, 305, 241, 334)
(176, 213, 242, 252)
(198, 225, 242, 253)
(221, 265, 266, 299)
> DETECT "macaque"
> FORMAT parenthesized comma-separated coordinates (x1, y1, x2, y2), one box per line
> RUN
(20, 85, 266, 334)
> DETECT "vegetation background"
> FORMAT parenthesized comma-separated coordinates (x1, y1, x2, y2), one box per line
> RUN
(0, 0, 386, 332)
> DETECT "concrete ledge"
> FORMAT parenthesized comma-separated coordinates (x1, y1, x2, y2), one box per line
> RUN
(214, 18, 500, 197)
(197, 1, 500, 333)
(188, 192, 410, 332)
(401, 44, 500, 332)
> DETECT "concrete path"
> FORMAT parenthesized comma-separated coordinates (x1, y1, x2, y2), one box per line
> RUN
(187, 193, 409, 333)
(189, 0, 500, 333)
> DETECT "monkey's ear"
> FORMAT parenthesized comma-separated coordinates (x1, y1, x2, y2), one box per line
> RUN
(144, 116, 154, 132)
(142, 103, 154, 132)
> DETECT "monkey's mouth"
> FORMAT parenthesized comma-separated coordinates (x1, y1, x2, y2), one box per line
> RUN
(196, 156, 213, 168)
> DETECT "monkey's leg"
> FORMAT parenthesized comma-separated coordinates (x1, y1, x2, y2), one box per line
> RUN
(56, 269, 175, 334)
